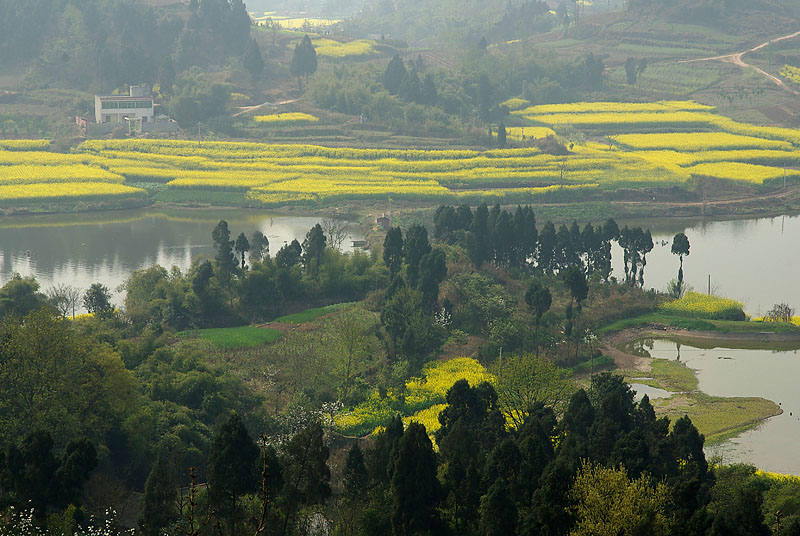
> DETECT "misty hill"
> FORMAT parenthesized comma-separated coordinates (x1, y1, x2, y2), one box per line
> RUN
(0, 0, 251, 91)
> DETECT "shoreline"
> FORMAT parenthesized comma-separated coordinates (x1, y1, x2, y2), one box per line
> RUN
(603, 326, 785, 443)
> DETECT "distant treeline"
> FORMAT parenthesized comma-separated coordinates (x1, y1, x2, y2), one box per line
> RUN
(0, 0, 251, 90)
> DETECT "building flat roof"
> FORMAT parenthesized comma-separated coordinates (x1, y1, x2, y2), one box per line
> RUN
(96, 95, 152, 100)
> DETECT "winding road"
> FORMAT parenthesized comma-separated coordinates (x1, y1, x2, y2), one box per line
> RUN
(681, 30, 800, 95)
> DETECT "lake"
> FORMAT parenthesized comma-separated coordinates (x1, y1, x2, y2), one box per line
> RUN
(0, 208, 364, 308)
(612, 213, 800, 315)
(639, 338, 800, 475)
(2, 209, 799, 314)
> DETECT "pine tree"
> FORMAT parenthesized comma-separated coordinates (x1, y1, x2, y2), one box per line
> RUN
(212, 220, 237, 281)
(383, 226, 404, 278)
(403, 224, 431, 287)
(497, 122, 507, 148)
(383, 55, 408, 94)
(207, 413, 259, 524)
(391, 422, 442, 536)
(234, 232, 250, 270)
(302, 223, 327, 276)
(138, 452, 179, 536)
(243, 38, 265, 83)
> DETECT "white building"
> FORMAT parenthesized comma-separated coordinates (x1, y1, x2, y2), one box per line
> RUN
(94, 85, 154, 126)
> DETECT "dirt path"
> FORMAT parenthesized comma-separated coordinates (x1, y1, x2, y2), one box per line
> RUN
(232, 98, 300, 117)
(681, 30, 800, 95)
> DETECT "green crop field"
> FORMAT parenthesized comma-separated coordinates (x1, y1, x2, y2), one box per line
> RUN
(177, 326, 283, 349)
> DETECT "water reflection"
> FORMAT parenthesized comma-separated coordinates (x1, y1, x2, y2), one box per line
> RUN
(0, 209, 364, 309)
(643, 338, 800, 475)
(611, 213, 800, 314)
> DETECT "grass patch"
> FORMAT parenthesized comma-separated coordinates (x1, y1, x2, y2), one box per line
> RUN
(649, 358, 698, 392)
(177, 326, 282, 349)
(653, 392, 781, 443)
(273, 303, 351, 324)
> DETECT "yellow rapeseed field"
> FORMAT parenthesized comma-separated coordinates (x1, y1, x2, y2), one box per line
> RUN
(254, 112, 319, 125)
(311, 38, 377, 58)
(611, 132, 792, 151)
(335, 357, 492, 437)
(780, 65, 800, 85)
(529, 111, 718, 128)
(0, 139, 51, 151)
(0, 182, 145, 202)
(685, 162, 800, 184)
(513, 100, 714, 115)
(659, 291, 745, 320)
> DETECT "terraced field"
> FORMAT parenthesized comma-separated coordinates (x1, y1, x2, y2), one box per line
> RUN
(4, 99, 800, 207)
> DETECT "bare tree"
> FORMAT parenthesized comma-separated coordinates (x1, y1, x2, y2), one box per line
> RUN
(46, 284, 82, 319)
(766, 303, 795, 323)
(321, 218, 350, 250)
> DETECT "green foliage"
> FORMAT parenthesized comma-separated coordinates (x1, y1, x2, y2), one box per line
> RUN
(82, 282, 113, 318)
(494, 353, 575, 427)
(381, 286, 445, 370)
(291, 34, 318, 86)
(0, 274, 48, 319)
(169, 69, 232, 127)
(0, 309, 138, 453)
(568, 460, 673, 536)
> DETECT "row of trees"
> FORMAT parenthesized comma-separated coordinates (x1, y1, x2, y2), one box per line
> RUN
(434, 203, 657, 287)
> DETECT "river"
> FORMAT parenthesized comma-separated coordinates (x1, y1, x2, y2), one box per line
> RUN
(0, 208, 364, 308)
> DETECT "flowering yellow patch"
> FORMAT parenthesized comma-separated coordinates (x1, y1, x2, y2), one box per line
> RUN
(611, 132, 792, 151)
(685, 162, 800, 184)
(0, 139, 50, 151)
(530, 111, 718, 128)
(335, 357, 493, 437)
(0, 164, 124, 185)
(513, 100, 714, 115)
(311, 38, 377, 58)
(659, 291, 745, 320)
(254, 112, 319, 125)
(0, 182, 145, 202)
(405, 357, 494, 411)
(403, 404, 447, 435)
(780, 65, 800, 85)
(501, 97, 530, 111)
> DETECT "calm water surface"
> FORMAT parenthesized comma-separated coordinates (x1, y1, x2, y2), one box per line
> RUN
(642, 338, 800, 475)
(0, 208, 364, 308)
(612, 213, 800, 315)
